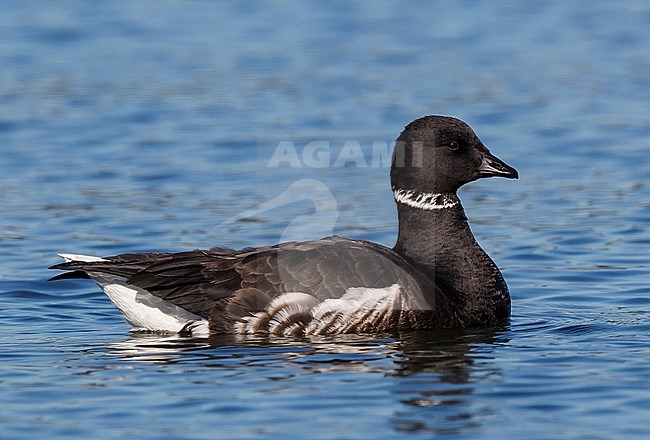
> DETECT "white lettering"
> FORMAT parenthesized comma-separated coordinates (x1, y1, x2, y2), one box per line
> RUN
(333, 141, 367, 168)
(268, 141, 301, 167)
(303, 141, 331, 168)
(371, 141, 391, 168)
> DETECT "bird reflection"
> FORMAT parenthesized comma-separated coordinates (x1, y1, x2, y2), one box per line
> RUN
(107, 327, 509, 377)
(108, 327, 508, 369)
(107, 326, 509, 436)
(385, 328, 510, 435)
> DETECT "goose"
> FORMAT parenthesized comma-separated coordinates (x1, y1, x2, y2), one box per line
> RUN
(50, 115, 518, 337)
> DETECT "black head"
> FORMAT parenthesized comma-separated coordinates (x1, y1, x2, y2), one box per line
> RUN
(391, 116, 518, 194)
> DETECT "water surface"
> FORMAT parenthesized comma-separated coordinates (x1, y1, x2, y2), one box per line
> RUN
(1, 2, 649, 439)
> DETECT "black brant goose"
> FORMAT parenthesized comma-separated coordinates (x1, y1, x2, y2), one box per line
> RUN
(50, 116, 518, 336)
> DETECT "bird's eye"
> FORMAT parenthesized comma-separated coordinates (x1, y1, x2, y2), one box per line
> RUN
(447, 141, 460, 151)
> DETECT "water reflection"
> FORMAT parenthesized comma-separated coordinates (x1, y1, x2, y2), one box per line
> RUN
(107, 333, 214, 362)
(107, 328, 507, 371)
(389, 329, 509, 435)
(107, 327, 509, 436)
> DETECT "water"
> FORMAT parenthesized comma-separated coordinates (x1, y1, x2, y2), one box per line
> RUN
(1, 1, 649, 438)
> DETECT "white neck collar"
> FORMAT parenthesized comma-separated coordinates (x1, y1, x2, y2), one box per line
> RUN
(393, 189, 459, 210)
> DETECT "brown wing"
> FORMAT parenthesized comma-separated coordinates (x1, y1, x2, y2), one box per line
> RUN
(50, 236, 431, 320)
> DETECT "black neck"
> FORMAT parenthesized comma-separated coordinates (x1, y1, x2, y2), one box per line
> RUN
(392, 192, 510, 324)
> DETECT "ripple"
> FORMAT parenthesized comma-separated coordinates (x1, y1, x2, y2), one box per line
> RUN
(2, 2, 650, 439)
(551, 323, 612, 336)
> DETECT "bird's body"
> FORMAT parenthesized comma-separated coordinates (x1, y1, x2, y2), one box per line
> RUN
(51, 116, 518, 336)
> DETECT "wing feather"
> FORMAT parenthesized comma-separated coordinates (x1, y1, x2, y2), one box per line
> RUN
(50, 236, 434, 327)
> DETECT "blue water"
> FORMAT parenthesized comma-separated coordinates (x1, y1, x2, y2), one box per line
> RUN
(2, 1, 649, 439)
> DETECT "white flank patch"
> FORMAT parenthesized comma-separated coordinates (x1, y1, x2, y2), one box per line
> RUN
(307, 284, 401, 335)
(267, 292, 320, 335)
(393, 189, 458, 210)
(238, 284, 403, 336)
